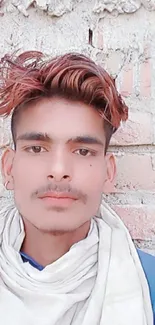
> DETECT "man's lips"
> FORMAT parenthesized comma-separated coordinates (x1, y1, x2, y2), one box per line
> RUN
(38, 192, 78, 200)
(38, 192, 78, 208)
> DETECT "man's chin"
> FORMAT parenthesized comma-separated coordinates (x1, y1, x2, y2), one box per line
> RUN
(28, 213, 81, 233)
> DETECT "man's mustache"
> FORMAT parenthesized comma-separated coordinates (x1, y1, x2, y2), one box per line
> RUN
(31, 183, 87, 204)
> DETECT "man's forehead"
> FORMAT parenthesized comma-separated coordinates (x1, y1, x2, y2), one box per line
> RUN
(14, 96, 106, 143)
(17, 96, 103, 123)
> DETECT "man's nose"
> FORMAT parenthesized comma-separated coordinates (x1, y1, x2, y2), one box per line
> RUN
(47, 151, 72, 182)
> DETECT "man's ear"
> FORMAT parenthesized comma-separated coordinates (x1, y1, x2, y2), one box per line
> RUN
(103, 153, 116, 193)
(1, 148, 15, 190)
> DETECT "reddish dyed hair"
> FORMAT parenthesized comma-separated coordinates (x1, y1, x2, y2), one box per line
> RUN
(0, 51, 128, 150)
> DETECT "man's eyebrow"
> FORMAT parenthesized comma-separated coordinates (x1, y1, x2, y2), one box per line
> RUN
(67, 136, 104, 146)
(16, 132, 52, 142)
(16, 133, 104, 147)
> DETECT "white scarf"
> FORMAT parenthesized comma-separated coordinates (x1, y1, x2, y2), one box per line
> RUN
(0, 201, 153, 325)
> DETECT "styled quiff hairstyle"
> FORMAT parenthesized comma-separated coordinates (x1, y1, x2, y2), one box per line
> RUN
(0, 51, 128, 151)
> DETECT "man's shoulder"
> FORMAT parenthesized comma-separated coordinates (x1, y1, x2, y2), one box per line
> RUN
(137, 249, 155, 309)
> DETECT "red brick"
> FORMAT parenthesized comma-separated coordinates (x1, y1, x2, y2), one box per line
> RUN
(140, 60, 151, 98)
(105, 51, 124, 77)
(110, 111, 154, 146)
(112, 205, 155, 240)
(113, 154, 155, 192)
(120, 63, 133, 97)
(97, 29, 104, 50)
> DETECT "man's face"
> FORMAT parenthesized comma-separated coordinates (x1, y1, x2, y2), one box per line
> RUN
(2, 97, 115, 232)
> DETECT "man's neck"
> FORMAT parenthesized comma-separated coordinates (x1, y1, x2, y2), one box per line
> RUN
(21, 219, 91, 267)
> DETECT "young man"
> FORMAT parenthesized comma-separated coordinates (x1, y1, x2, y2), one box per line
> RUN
(0, 51, 154, 324)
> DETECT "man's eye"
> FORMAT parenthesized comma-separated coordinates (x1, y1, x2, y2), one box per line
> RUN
(26, 146, 46, 153)
(74, 149, 93, 156)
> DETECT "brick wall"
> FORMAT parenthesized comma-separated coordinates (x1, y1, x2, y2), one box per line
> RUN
(0, 0, 155, 253)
